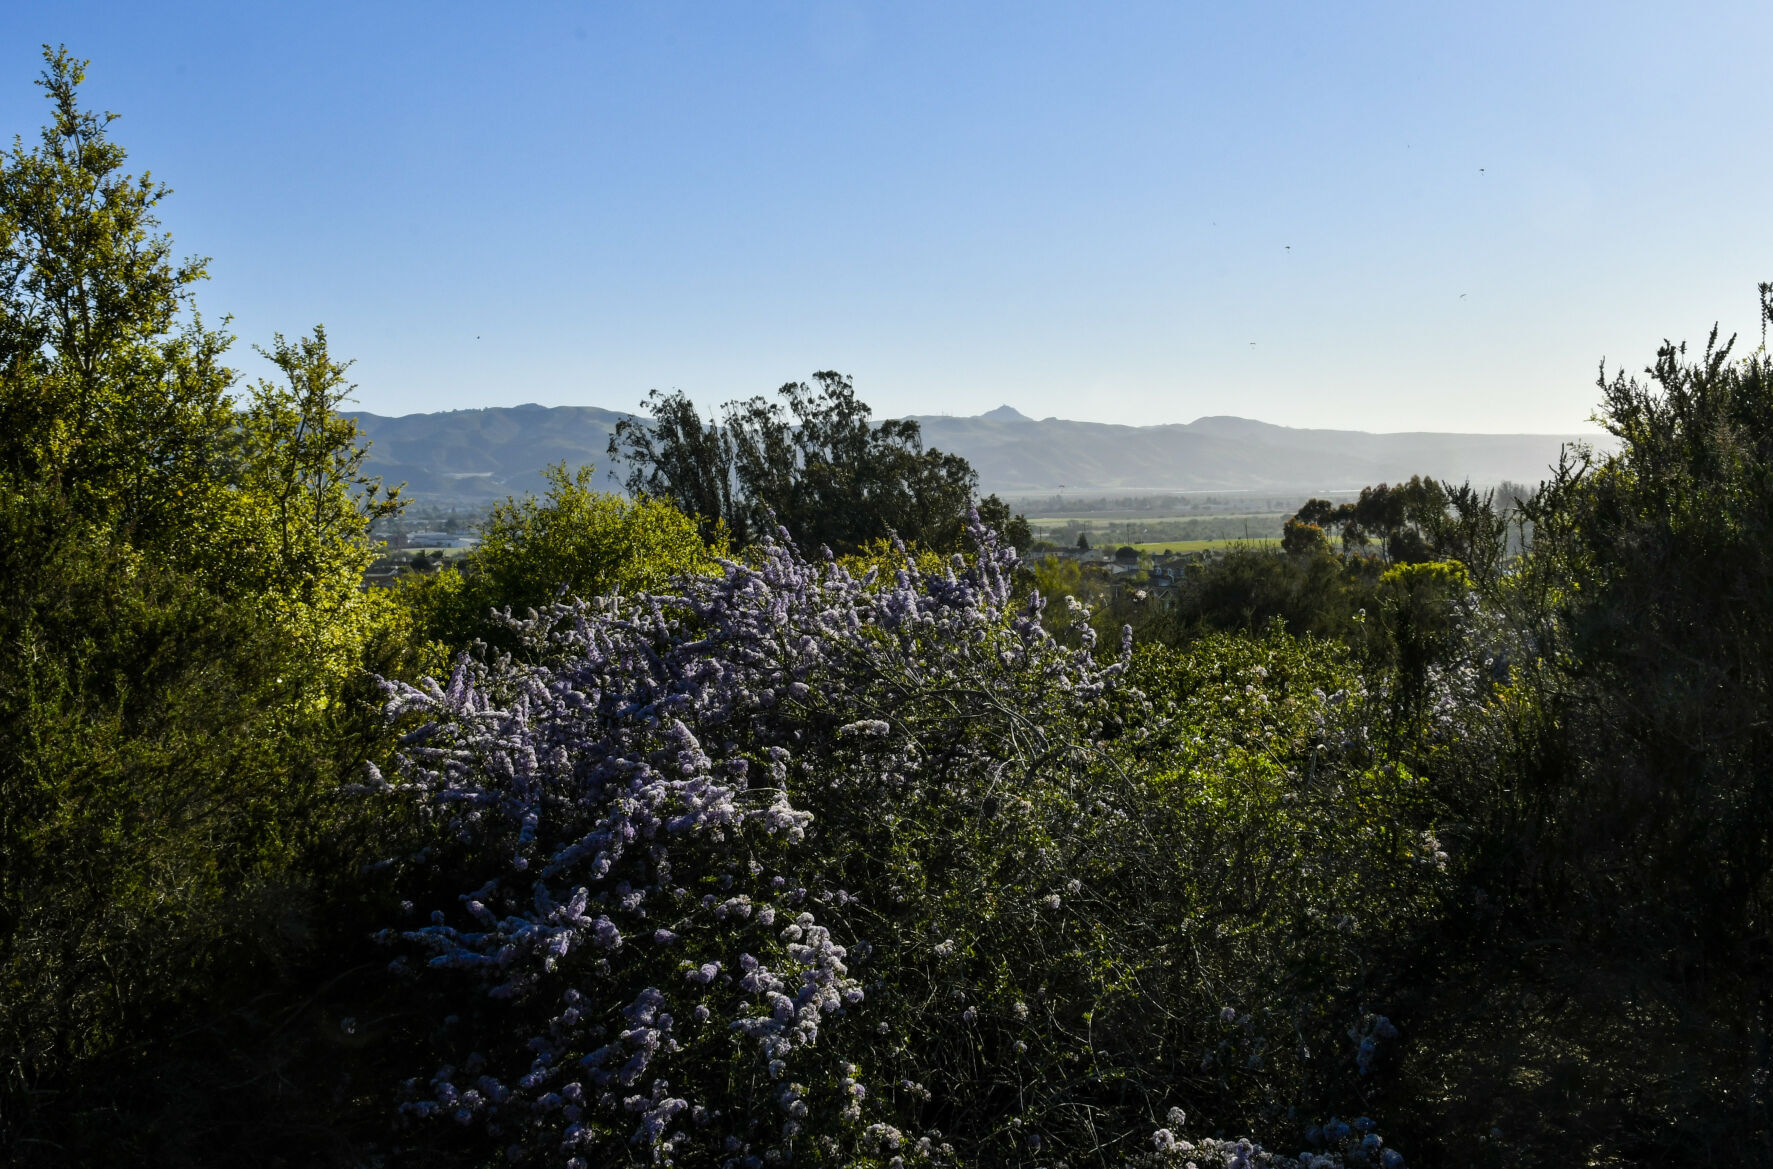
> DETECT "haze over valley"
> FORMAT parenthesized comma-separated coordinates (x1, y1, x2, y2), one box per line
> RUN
(349, 402, 1590, 504)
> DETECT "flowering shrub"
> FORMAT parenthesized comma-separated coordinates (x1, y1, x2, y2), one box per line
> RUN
(1140, 1107, 1406, 1169)
(376, 517, 1452, 1165)
(376, 516, 1130, 1162)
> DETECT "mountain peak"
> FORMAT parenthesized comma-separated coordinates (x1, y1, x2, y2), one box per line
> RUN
(980, 404, 1030, 421)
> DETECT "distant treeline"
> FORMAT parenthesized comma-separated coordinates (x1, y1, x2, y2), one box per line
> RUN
(1015, 492, 1321, 515)
(1033, 512, 1289, 547)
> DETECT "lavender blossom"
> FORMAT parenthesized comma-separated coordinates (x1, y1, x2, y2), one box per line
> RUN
(376, 513, 1131, 1163)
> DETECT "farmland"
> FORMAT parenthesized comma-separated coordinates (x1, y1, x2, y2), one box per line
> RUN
(1131, 536, 1282, 553)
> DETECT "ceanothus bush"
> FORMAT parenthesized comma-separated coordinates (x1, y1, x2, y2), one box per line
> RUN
(373, 516, 1436, 1166)
(373, 516, 1141, 1164)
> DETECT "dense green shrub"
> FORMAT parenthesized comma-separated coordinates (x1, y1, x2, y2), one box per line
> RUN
(1161, 545, 1385, 644)
(0, 53, 412, 1165)
(1382, 329, 1773, 1165)
(371, 527, 1451, 1167)
(396, 463, 725, 661)
(0, 488, 397, 1162)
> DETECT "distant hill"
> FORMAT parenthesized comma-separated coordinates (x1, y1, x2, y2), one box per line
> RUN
(910, 408, 1597, 494)
(346, 404, 633, 504)
(346, 403, 1598, 504)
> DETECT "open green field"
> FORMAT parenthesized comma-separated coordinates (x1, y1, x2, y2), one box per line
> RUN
(1132, 537, 1282, 554)
(1024, 510, 1292, 525)
(1029, 513, 1291, 547)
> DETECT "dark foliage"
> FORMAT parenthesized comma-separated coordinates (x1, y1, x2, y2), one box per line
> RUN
(975, 492, 1033, 554)
(1392, 328, 1773, 1164)
(610, 373, 985, 554)
(1294, 478, 1508, 581)
(1162, 543, 1385, 643)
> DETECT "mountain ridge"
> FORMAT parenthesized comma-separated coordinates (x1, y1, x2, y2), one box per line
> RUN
(345, 404, 1598, 504)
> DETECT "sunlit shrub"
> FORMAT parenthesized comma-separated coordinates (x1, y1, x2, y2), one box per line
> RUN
(396, 465, 724, 659)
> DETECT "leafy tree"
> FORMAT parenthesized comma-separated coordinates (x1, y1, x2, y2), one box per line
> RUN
(1293, 477, 1507, 579)
(0, 51, 398, 678)
(723, 371, 977, 552)
(230, 328, 402, 584)
(223, 327, 404, 696)
(0, 53, 413, 1163)
(607, 387, 738, 545)
(612, 373, 980, 554)
(1292, 496, 1340, 534)
(1281, 515, 1330, 556)
(0, 47, 235, 550)
(1408, 479, 1508, 584)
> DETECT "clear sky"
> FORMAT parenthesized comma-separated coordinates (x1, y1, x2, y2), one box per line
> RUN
(4, 2, 1769, 432)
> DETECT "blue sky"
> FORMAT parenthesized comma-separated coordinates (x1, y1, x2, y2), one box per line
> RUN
(4, 2, 1770, 432)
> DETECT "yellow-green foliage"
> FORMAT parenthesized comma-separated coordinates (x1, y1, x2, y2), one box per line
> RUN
(0, 50, 237, 550)
(1132, 631, 1445, 928)
(1025, 551, 1087, 599)
(399, 465, 725, 655)
(479, 464, 726, 600)
(0, 54, 412, 1131)
(835, 535, 951, 580)
(202, 330, 403, 702)
(1374, 559, 1473, 690)
(1378, 558, 1471, 601)
(1022, 552, 1112, 617)
(0, 513, 348, 1098)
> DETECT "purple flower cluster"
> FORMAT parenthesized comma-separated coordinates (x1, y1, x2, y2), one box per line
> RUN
(376, 515, 1129, 1163)
(1349, 1012, 1399, 1076)
(1148, 1112, 1404, 1169)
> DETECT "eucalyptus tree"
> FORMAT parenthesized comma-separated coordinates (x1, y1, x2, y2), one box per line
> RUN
(612, 372, 980, 554)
